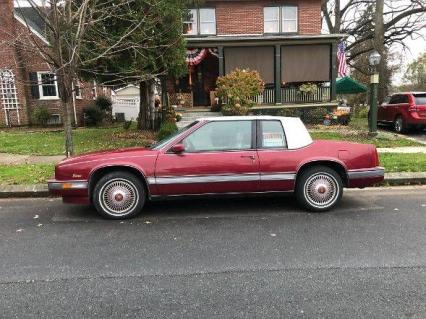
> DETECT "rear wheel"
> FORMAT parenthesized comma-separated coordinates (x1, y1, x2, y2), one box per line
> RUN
(296, 166, 343, 212)
(394, 115, 406, 133)
(93, 171, 145, 219)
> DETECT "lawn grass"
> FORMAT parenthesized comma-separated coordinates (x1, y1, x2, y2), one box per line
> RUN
(309, 130, 421, 148)
(0, 126, 156, 156)
(1, 153, 425, 185)
(0, 164, 54, 185)
(379, 153, 426, 173)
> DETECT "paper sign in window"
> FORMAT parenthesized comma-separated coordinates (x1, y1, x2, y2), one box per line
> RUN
(263, 132, 284, 147)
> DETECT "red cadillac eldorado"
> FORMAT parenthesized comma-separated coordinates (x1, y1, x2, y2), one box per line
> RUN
(48, 116, 384, 219)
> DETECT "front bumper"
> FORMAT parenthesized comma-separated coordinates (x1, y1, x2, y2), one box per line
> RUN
(48, 180, 89, 202)
(347, 167, 385, 188)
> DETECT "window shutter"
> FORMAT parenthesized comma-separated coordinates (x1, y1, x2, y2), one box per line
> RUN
(29, 72, 40, 99)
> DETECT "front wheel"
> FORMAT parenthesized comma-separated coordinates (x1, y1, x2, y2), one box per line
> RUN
(296, 166, 343, 212)
(93, 171, 145, 219)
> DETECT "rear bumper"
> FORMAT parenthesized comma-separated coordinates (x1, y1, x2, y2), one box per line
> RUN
(48, 180, 90, 204)
(406, 112, 426, 125)
(347, 167, 385, 188)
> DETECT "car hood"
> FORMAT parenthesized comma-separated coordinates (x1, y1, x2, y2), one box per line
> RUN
(58, 147, 158, 166)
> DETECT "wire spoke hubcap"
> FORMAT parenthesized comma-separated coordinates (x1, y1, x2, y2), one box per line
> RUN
(304, 173, 339, 209)
(99, 179, 139, 216)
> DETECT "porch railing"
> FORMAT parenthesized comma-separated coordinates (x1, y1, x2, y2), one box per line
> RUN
(254, 89, 275, 105)
(281, 87, 330, 104)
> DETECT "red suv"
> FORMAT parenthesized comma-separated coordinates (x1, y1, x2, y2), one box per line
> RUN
(378, 92, 426, 133)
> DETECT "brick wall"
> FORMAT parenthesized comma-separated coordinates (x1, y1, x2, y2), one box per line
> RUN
(0, 0, 111, 127)
(207, 0, 322, 35)
(0, 0, 28, 126)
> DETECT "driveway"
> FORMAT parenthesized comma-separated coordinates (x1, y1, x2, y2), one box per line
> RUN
(1, 187, 426, 318)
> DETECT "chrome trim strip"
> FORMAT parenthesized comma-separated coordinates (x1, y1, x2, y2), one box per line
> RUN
(154, 173, 259, 185)
(347, 167, 385, 179)
(260, 173, 296, 181)
(150, 172, 296, 185)
(48, 180, 88, 190)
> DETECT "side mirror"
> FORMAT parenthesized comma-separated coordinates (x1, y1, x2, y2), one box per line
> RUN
(170, 144, 185, 153)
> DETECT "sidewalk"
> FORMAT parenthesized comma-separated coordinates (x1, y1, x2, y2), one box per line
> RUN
(0, 153, 64, 165)
(377, 146, 426, 154)
(1, 145, 426, 166)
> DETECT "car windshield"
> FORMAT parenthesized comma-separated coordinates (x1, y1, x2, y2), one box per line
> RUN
(414, 94, 426, 105)
(150, 121, 199, 150)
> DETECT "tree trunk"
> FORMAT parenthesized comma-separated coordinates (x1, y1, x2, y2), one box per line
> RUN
(138, 81, 148, 130)
(148, 79, 156, 129)
(334, 0, 341, 33)
(58, 70, 74, 157)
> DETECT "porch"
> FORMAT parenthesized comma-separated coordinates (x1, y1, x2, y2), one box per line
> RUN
(169, 34, 343, 108)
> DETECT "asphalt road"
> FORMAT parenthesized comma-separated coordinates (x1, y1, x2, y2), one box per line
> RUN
(1, 187, 426, 318)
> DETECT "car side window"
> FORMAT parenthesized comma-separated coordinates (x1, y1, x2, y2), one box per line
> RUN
(400, 95, 409, 104)
(260, 120, 287, 149)
(389, 95, 399, 104)
(182, 121, 252, 152)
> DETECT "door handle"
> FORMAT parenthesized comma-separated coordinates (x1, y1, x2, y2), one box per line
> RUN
(241, 155, 256, 160)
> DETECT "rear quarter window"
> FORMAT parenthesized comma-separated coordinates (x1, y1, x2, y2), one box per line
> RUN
(414, 94, 426, 105)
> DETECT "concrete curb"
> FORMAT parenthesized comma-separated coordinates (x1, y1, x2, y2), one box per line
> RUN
(1, 172, 426, 198)
(0, 184, 50, 198)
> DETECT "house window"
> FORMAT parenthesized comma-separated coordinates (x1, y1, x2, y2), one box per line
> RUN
(184, 8, 216, 35)
(0, 69, 19, 109)
(92, 80, 97, 100)
(264, 7, 279, 33)
(37, 72, 59, 99)
(282, 6, 298, 32)
(184, 9, 198, 35)
(264, 6, 298, 33)
(74, 80, 82, 99)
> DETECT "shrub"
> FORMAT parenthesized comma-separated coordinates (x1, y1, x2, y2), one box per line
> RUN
(95, 95, 112, 111)
(158, 121, 178, 140)
(83, 106, 104, 126)
(123, 120, 133, 130)
(216, 68, 264, 115)
(32, 105, 51, 127)
(302, 107, 329, 124)
(354, 106, 369, 118)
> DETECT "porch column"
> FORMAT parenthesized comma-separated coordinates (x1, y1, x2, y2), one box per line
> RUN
(218, 46, 225, 77)
(274, 45, 282, 104)
(330, 42, 338, 101)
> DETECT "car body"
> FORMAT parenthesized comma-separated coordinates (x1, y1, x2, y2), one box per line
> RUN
(378, 92, 426, 133)
(48, 116, 384, 219)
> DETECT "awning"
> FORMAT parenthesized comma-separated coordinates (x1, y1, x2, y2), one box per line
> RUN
(336, 76, 367, 94)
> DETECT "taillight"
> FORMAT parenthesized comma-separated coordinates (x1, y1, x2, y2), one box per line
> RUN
(409, 104, 418, 112)
(375, 148, 380, 166)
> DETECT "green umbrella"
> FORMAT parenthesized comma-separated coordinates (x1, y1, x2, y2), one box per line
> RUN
(336, 76, 367, 94)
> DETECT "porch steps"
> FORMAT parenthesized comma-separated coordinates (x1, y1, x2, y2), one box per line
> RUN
(176, 110, 222, 129)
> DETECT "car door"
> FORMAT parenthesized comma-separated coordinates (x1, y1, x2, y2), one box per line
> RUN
(256, 120, 297, 192)
(378, 96, 390, 121)
(154, 120, 260, 195)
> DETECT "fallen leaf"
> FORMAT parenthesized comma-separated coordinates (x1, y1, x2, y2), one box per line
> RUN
(37, 223, 43, 227)
(33, 215, 39, 219)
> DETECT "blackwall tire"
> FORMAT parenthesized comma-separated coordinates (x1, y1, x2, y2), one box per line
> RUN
(394, 116, 406, 134)
(296, 166, 343, 212)
(93, 171, 145, 219)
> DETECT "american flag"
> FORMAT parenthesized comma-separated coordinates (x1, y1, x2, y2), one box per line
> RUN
(337, 42, 349, 77)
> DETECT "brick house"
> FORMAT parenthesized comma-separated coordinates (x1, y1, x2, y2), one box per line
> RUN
(0, 0, 111, 127)
(170, 0, 344, 108)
